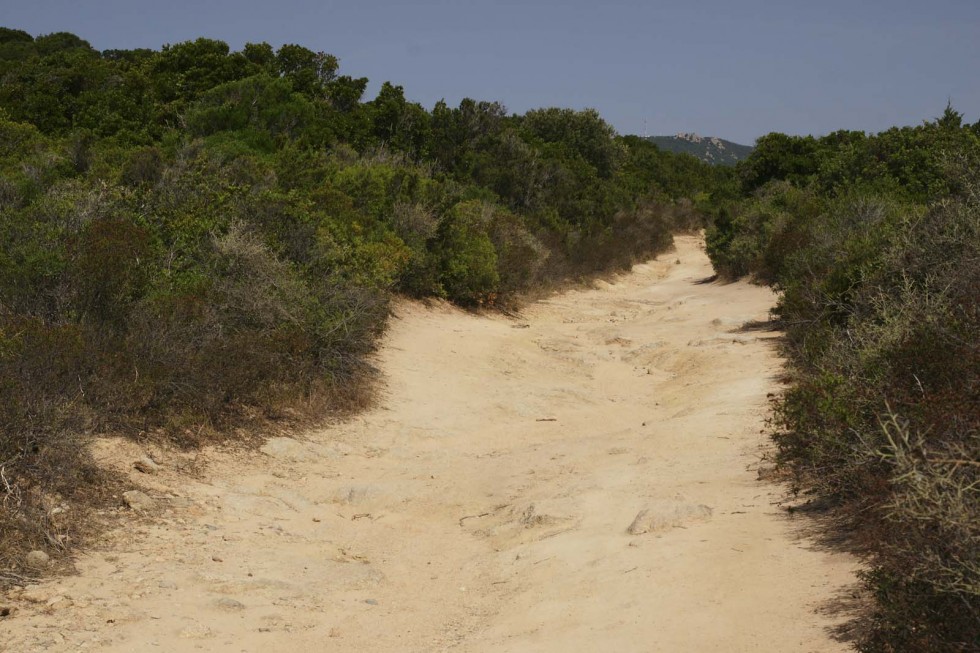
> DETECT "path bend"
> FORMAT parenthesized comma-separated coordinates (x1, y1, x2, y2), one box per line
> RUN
(4, 235, 858, 652)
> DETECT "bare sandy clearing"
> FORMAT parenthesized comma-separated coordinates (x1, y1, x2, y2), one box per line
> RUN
(2, 235, 859, 652)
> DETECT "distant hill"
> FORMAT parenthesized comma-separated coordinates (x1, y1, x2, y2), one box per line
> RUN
(643, 133, 754, 166)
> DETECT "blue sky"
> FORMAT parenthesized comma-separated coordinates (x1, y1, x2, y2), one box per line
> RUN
(3, 0, 978, 143)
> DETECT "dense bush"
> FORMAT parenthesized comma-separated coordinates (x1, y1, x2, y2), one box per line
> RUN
(707, 112, 980, 651)
(434, 201, 501, 305)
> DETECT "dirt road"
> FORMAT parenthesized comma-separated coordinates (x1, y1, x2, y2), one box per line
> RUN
(4, 236, 858, 652)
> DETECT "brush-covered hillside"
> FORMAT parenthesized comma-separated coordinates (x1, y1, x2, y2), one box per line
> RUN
(645, 133, 754, 165)
(0, 26, 736, 577)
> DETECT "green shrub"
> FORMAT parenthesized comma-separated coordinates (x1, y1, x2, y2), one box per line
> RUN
(71, 215, 154, 327)
(487, 205, 547, 295)
(705, 181, 824, 281)
(389, 201, 442, 296)
(119, 146, 164, 186)
(435, 200, 500, 305)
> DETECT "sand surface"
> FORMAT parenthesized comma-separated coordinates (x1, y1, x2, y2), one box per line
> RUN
(3, 235, 859, 652)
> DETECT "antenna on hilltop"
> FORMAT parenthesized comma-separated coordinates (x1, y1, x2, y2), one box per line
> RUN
(643, 119, 648, 139)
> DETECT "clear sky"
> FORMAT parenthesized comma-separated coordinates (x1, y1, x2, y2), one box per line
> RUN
(3, 0, 978, 144)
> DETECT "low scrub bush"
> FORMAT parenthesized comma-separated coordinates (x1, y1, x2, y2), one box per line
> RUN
(717, 125, 980, 649)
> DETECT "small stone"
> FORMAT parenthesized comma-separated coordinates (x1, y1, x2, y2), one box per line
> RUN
(158, 581, 178, 590)
(45, 595, 72, 610)
(134, 456, 160, 474)
(26, 550, 50, 569)
(20, 586, 52, 603)
(179, 623, 212, 639)
(215, 598, 245, 611)
(260, 438, 315, 462)
(364, 599, 378, 606)
(627, 501, 713, 535)
(123, 490, 156, 511)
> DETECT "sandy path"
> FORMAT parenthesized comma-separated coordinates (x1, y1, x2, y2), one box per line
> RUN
(3, 236, 858, 652)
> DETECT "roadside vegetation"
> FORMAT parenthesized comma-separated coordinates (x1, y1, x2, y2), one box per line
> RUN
(706, 107, 980, 652)
(0, 28, 731, 582)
